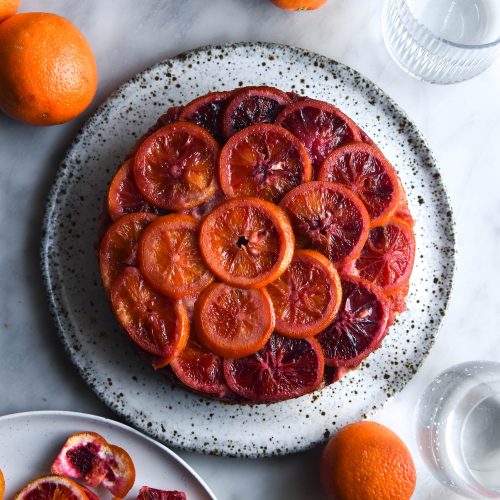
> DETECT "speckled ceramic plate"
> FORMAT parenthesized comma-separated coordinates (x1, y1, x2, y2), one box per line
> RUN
(41, 42, 455, 458)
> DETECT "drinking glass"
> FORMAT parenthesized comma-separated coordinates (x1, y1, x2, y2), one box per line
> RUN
(382, 0, 500, 84)
(415, 361, 500, 498)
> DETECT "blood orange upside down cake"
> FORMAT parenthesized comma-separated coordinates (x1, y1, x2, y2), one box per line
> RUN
(99, 86, 416, 403)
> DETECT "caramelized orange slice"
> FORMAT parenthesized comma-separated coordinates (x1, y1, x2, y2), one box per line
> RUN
(139, 214, 213, 298)
(199, 197, 294, 288)
(267, 249, 342, 338)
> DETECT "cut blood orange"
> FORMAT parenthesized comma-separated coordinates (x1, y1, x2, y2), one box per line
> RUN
(387, 280, 409, 327)
(219, 123, 312, 203)
(107, 160, 161, 221)
(195, 283, 275, 358)
(280, 181, 369, 268)
(14, 476, 89, 500)
(353, 217, 416, 294)
(51, 432, 113, 487)
(223, 334, 324, 402)
(138, 214, 213, 298)
(137, 487, 187, 500)
(358, 126, 376, 146)
(222, 86, 291, 138)
(317, 143, 401, 226)
(394, 180, 415, 228)
(170, 336, 231, 397)
(317, 275, 389, 368)
(100, 212, 157, 292)
(79, 486, 98, 500)
(101, 445, 135, 498)
(0, 468, 4, 500)
(133, 122, 219, 211)
(199, 197, 294, 288)
(110, 267, 189, 368)
(275, 99, 361, 172)
(179, 91, 232, 142)
(180, 189, 226, 220)
(266, 249, 342, 338)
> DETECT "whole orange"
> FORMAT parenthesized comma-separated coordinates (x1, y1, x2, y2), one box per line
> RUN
(0, 13, 98, 125)
(321, 421, 416, 500)
(0, 0, 20, 22)
(271, 0, 327, 10)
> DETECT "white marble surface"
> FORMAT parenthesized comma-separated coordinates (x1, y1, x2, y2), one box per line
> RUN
(0, 0, 499, 498)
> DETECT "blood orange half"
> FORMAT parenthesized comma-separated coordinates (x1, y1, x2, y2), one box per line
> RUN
(110, 267, 189, 368)
(137, 487, 187, 500)
(134, 122, 220, 211)
(317, 275, 389, 368)
(275, 99, 361, 172)
(317, 142, 401, 227)
(14, 476, 89, 500)
(224, 334, 324, 402)
(219, 123, 312, 203)
(280, 181, 369, 268)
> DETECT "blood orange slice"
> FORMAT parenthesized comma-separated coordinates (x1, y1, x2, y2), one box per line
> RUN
(394, 180, 415, 228)
(353, 218, 416, 294)
(101, 445, 135, 498)
(195, 283, 275, 358)
(280, 181, 369, 267)
(317, 275, 389, 368)
(275, 99, 361, 172)
(219, 123, 312, 203)
(223, 334, 324, 402)
(14, 476, 89, 500)
(180, 189, 226, 220)
(170, 337, 231, 397)
(317, 143, 401, 226)
(179, 91, 232, 142)
(222, 86, 291, 138)
(108, 160, 161, 221)
(145, 106, 183, 137)
(51, 432, 113, 487)
(138, 214, 213, 298)
(138, 487, 187, 500)
(110, 267, 189, 368)
(358, 127, 376, 146)
(199, 197, 294, 288)
(133, 122, 219, 210)
(100, 212, 157, 291)
(266, 249, 342, 338)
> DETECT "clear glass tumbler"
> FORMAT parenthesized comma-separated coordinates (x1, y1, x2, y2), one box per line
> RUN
(382, 0, 500, 83)
(415, 361, 500, 498)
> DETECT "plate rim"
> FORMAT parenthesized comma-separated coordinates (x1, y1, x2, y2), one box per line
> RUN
(0, 409, 217, 499)
(40, 40, 456, 457)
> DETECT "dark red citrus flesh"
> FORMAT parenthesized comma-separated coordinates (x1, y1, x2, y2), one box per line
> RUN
(219, 123, 312, 203)
(179, 91, 232, 142)
(275, 99, 361, 173)
(170, 337, 231, 397)
(317, 142, 400, 226)
(138, 214, 213, 298)
(99, 212, 157, 291)
(317, 275, 389, 368)
(280, 181, 369, 267)
(108, 160, 161, 221)
(266, 249, 342, 338)
(110, 267, 188, 367)
(15, 477, 88, 500)
(199, 197, 294, 288)
(133, 122, 220, 211)
(138, 486, 187, 500)
(353, 218, 416, 294)
(223, 334, 324, 402)
(222, 86, 291, 138)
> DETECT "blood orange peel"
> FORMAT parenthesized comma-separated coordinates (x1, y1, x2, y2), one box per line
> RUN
(219, 123, 312, 203)
(138, 214, 213, 298)
(266, 249, 342, 338)
(199, 197, 294, 288)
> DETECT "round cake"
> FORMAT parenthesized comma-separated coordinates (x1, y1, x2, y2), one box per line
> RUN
(99, 85, 416, 403)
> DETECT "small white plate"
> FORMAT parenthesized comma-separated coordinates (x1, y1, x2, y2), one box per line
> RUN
(0, 411, 216, 499)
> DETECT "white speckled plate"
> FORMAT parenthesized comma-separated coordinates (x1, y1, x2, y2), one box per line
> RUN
(0, 411, 215, 499)
(41, 42, 455, 458)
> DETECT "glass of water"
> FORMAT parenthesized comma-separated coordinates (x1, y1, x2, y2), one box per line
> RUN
(382, 0, 500, 83)
(415, 361, 500, 498)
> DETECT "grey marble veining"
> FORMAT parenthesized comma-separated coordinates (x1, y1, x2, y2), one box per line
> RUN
(0, 0, 499, 499)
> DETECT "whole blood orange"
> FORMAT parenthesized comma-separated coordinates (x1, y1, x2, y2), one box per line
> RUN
(271, 0, 327, 10)
(0, 13, 97, 125)
(14, 475, 89, 500)
(0, 0, 20, 22)
(321, 421, 416, 500)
